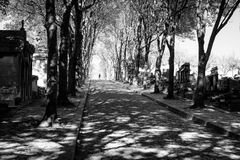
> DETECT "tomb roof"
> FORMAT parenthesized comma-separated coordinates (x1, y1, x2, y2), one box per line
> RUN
(0, 30, 34, 55)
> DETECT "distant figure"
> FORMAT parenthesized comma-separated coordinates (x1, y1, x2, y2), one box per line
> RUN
(99, 74, 101, 79)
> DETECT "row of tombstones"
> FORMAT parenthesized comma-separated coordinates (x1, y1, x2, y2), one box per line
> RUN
(175, 63, 240, 111)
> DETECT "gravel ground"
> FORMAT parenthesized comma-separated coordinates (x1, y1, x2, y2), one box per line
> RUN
(77, 80, 240, 160)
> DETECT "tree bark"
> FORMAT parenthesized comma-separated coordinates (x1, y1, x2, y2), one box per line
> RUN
(154, 33, 166, 93)
(193, 59, 206, 107)
(135, 16, 142, 78)
(123, 36, 128, 81)
(166, 31, 175, 99)
(58, 2, 73, 106)
(118, 39, 123, 81)
(68, 0, 83, 96)
(144, 37, 151, 64)
(143, 34, 152, 89)
(40, 0, 58, 127)
(193, 3, 207, 107)
(68, 40, 75, 95)
(192, 0, 208, 108)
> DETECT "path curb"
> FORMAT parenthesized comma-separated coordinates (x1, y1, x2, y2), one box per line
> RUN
(71, 81, 91, 160)
(141, 93, 240, 140)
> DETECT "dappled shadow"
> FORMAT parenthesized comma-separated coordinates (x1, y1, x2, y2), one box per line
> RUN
(144, 92, 240, 138)
(77, 80, 240, 160)
(0, 124, 73, 160)
(0, 95, 85, 160)
(187, 107, 240, 132)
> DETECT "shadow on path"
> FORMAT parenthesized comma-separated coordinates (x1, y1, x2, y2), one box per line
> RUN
(77, 81, 240, 160)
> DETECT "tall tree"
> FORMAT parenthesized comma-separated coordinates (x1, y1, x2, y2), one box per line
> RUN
(141, 1, 156, 65)
(192, 0, 240, 108)
(123, 34, 129, 81)
(58, 0, 75, 106)
(141, 1, 157, 89)
(68, 0, 96, 96)
(116, 30, 124, 80)
(68, 0, 81, 96)
(40, 0, 58, 127)
(154, 31, 167, 93)
(130, 0, 144, 79)
(164, 0, 189, 99)
(153, 2, 168, 93)
(135, 15, 143, 78)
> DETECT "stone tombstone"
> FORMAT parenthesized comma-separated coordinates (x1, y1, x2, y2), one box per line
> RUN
(178, 63, 190, 83)
(210, 66, 218, 91)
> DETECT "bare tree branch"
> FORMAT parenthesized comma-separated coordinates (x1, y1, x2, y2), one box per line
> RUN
(217, 0, 240, 33)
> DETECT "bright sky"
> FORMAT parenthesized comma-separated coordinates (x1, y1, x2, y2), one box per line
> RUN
(178, 9, 240, 59)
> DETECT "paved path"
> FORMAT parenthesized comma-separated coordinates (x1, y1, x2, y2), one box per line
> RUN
(77, 80, 240, 160)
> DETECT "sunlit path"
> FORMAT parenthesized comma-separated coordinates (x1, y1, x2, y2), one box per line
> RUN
(1, 1, 240, 160)
(76, 80, 240, 160)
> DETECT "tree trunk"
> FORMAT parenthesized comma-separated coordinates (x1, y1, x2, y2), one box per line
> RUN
(135, 51, 140, 77)
(58, 3, 73, 106)
(115, 69, 118, 81)
(82, 20, 91, 83)
(166, 32, 175, 99)
(154, 33, 166, 93)
(68, 0, 83, 96)
(154, 60, 161, 93)
(123, 37, 128, 81)
(192, 0, 208, 108)
(167, 44, 174, 98)
(118, 39, 123, 81)
(143, 36, 152, 89)
(40, 0, 58, 127)
(144, 39, 151, 64)
(193, 19, 206, 108)
(193, 61, 206, 107)
(68, 43, 75, 95)
(135, 16, 142, 78)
